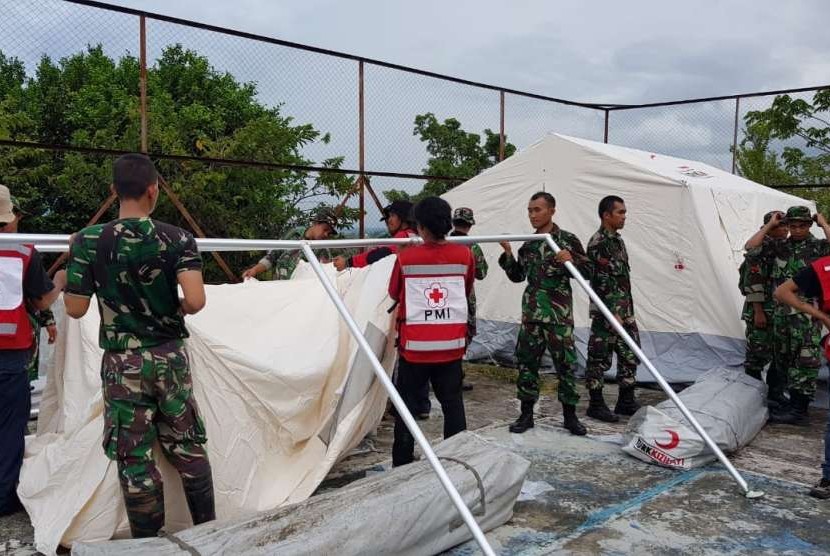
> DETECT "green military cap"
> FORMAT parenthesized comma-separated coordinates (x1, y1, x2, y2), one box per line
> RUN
(311, 206, 339, 230)
(785, 206, 812, 222)
(452, 207, 475, 226)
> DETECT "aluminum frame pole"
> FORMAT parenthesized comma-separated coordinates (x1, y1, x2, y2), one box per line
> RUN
(542, 234, 760, 497)
(299, 243, 497, 555)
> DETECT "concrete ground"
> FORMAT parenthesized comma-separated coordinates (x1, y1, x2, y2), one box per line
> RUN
(2, 363, 829, 554)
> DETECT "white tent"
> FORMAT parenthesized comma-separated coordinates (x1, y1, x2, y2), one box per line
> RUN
(443, 134, 815, 382)
(19, 260, 397, 555)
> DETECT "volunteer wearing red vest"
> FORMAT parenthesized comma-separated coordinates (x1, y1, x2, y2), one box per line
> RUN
(333, 200, 418, 271)
(388, 196, 475, 467)
(775, 257, 830, 500)
(0, 185, 65, 516)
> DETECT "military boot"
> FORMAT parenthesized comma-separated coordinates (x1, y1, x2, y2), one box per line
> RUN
(123, 487, 165, 538)
(586, 388, 619, 423)
(509, 400, 535, 433)
(562, 404, 587, 436)
(769, 391, 810, 426)
(614, 386, 641, 416)
(182, 473, 216, 526)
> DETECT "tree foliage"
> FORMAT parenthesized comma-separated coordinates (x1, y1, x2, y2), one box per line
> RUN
(738, 90, 830, 214)
(384, 112, 516, 202)
(0, 45, 356, 281)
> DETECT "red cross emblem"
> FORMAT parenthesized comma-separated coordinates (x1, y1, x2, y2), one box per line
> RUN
(424, 282, 449, 308)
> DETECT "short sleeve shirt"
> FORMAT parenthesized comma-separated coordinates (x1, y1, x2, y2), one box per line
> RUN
(65, 218, 202, 350)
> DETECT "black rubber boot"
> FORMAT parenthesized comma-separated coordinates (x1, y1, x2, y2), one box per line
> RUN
(509, 400, 535, 433)
(769, 391, 810, 426)
(562, 404, 587, 436)
(614, 386, 641, 416)
(123, 488, 165, 538)
(182, 473, 216, 526)
(586, 388, 619, 423)
(767, 390, 789, 411)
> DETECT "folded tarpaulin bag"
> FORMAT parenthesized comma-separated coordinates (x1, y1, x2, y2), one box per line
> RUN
(622, 368, 768, 469)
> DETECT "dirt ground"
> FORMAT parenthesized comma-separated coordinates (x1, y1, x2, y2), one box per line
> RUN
(2, 362, 827, 554)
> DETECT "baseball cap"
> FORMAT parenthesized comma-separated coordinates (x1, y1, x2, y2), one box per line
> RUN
(380, 200, 413, 222)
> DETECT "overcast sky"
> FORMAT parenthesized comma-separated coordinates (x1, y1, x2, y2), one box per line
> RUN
(101, 0, 830, 104)
(4, 0, 828, 190)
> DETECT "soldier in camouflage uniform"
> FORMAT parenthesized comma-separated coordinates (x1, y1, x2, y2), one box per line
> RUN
(64, 154, 215, 537)
(584, 196, 640, 423)
(745, 206, 830, 426)
(25, 306, 56, 383)
(499, 192, 590, 436)
(450, 207, 488, 391)
(241, 208, 338, 280)
(740, 211, 787, 405)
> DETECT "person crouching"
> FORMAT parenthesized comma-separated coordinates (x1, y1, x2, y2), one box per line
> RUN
(388, 197, 475, 466)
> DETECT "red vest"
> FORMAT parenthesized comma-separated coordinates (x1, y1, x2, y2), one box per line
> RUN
(395, 243, 473, 363)
(812, 256, 830, 312)
(0, 244, 34, 350)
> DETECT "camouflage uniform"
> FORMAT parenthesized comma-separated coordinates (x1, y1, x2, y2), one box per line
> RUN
(585, 227, 639, 390)
(449, 206, 488, 341)
(24, 307, 54, 382)
(755, 206, 830, 399)
(740, 237, 779, 387)
(258, 209, 338, 279)
(66, 217, 213, 537)
(498, 225, 589, 405)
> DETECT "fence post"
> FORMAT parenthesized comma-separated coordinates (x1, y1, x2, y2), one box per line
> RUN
(358, 60, 366, 238)
(499, 91, 506, 161)
(604, 109, 609, 144)
(731, 97, 740, 174)
(139, 15, 148, 153)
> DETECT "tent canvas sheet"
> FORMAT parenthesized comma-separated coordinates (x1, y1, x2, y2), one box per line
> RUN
(18, 259, 397, 555)
(443, 134, 816, 382)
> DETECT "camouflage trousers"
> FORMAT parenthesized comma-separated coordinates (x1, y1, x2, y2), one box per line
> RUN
(585, 316, 640, 390)
(515, 321, 579, 406)
(26, 317, 41, 383)
(102, 340, 212, 529)
(743, 312, 785, 398)
(773, 312, 822, 399)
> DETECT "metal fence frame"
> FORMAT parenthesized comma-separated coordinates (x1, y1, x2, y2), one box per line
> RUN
(2, 0, 830, 237)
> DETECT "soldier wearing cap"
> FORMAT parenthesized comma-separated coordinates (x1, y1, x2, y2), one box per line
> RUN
(242, 207, 339, 280)
(450, 207, 488, 391)
(740, 210, 787, 405)
(745, 206, 830, 425)
(333, 200, 418, 271)
(0, 185, 64, 517)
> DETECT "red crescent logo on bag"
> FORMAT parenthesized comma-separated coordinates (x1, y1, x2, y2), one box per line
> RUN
(655, 429, 680, 450)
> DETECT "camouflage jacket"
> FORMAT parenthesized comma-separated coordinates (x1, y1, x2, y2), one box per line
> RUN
(66, 217, 202, 350)
(751, 235, 830, 316)
(498, 225, 589, 325)
(587, 227, 634, 320)
(258, 227, 333, 280)
(740, 236, 775, 321)
(449, 231, 488, 280)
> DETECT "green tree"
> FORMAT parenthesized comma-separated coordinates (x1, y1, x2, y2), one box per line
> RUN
(384, 112, 516, 202)
(739, 90, 830, 214)
(0, 45, 356, 281)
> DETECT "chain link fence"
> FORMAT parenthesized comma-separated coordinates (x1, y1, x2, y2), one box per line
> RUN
(0, 0, 827, 255)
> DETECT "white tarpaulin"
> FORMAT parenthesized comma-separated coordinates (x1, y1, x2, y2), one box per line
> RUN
(443, 134, 815, 381)
(621, 368, 768, 469)
(18, 258, 397, 555)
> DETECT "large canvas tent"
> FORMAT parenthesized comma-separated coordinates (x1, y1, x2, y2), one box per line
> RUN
(19, 260, 397, 555)
(443, 134, 815, 382)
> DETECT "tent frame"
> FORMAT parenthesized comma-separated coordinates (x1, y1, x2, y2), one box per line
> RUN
(8, 231, 762, 555)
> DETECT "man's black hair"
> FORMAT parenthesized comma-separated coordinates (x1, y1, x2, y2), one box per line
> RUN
(530, 191, 556, 208)
(413, 196, 453, 239)
(598, 195, 625, 218)
(113, 153, 158, 200)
